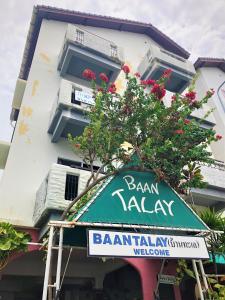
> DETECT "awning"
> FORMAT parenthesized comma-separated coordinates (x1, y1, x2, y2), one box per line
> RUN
(71, 169, 209, 233)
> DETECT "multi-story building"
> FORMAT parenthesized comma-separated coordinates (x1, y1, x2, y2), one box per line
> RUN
(0, 6, 224, 300)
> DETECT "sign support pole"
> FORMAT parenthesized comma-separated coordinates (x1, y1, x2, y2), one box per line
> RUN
(192, 260, 205, 300)
(42, 225, 54, 300)
(42, 226, 65, 300)
(154, 259, 166, 299)
(199, 260, 209, 292)
(55, 227, 64, 294)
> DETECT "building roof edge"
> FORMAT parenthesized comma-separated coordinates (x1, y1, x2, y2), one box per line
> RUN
(19, 5, 190, 80)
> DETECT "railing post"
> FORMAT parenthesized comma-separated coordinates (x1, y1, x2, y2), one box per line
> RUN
(42, 226, 54, 300)
(55, 227, 64, 294)
(192, 260, 204, 300)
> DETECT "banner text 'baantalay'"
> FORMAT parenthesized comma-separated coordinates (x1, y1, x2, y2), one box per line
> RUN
(88, 230, 209, 259)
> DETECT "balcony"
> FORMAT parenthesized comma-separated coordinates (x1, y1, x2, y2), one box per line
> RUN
(58, 24, 123, 84)
(190, 161, 225, 210)
(48, 79, 92, 142)
(138, 44, 195, 93)
(33, 163, 91, 226)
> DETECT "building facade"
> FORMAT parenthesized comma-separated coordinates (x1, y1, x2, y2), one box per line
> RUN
(0, 6, 224, 300)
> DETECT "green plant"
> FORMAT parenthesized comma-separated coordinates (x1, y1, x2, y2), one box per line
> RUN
(61, 66, 221, 220)
(200, 208, 225, 275)
(207, 277, 225, 300)
(0, 222, 31, 270)
(175, 259, 195, 285)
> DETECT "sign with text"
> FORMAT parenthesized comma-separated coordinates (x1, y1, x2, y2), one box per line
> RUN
(158, 275, 176, 285)
(75, 90, 95, 105)
(88, 230, 209, 259)
(73, 170, 209, 231)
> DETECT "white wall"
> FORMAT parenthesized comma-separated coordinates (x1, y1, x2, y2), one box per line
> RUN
(195, 67, 225, 162)
(0, 19, 164, 227)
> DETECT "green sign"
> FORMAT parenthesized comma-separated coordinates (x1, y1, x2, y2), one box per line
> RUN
(72, 170, 209, 231)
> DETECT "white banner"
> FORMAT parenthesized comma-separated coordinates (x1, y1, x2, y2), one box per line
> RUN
(88, 230, 209, 259)
(75, 90, 95, 105)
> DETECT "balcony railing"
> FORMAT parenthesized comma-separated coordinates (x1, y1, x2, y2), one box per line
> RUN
(33, 163, 91, 226)
(48, 79, 92, 142)
(191, 161, 225, 210)
(138, 44, 196, 93)
(58, 24, 123, 84)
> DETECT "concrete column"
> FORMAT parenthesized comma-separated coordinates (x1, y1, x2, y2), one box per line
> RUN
(125, 258, 160, 300)
(125, 258, 181, 300)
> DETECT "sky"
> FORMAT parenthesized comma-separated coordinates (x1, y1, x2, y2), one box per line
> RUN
(0, 0, 225, 142)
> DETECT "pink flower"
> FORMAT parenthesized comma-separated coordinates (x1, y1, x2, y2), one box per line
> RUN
(146, 79, 156, 85)
(108, 83, 116, 93)
(141, 80, 148, 85)
(134, 72, 141, 78)
(82, 69, 96, 80)
(216, 134, 222, 140)
(185, 91, 196, 101)
(99, 73, 109, 83)
(122, 64, 130, 74)
(184, 119, 190, 125)
(206, 88, 215, 97)
(162, 68, 172, 78)
(151, 84, 166, 100)
(171, 95, 177, 102)
(74, 143, 81, 149)
(174, 129, 184, 134)
(141, 79, 155, 86)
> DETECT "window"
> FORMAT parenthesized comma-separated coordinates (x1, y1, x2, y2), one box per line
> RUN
(65, 174, 79, 201)
(58, 158, 82, 168)
(76, 29, 84, 44)
(58, 158, 102, 172)
(71, 88, 81, 105)
(110, 45, 118, 58)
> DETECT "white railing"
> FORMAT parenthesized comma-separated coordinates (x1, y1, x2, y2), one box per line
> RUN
(200, 161, 225, 189)
(59, 24, 124, 65)
(49, 79, 92, 127)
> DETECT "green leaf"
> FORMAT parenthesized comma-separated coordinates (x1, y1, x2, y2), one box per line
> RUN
(0, 240, 11, 250)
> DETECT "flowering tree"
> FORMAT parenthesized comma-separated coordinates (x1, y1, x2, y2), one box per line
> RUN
(61, 66, 222, 220)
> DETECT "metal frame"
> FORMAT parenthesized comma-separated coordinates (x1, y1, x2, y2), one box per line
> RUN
(41, 221, 216, 300)
(42, 225, 64, 300)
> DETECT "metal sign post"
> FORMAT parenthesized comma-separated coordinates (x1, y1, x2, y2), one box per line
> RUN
(192, 259, 209, 300)
(41, 221, 214, 300)
(42, 225, 64, 300)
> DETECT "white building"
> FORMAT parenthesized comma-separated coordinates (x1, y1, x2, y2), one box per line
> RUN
(0, 6, 224, 300)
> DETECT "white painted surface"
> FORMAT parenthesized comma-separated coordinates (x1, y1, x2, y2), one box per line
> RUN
(195, 67, 225, 162)
(0, 17, 224, 227)
(0, 19, 172, 226)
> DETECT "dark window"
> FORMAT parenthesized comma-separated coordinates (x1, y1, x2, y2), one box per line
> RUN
(58, 158, 82, 169)
(71, 91, 81, 105)
(65, 174, 79, 201)
(58, 158, 102, 172)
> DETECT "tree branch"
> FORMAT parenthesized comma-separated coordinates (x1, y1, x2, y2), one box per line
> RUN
(60, 165, 151, 221)
(60, 170, 117, 220)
